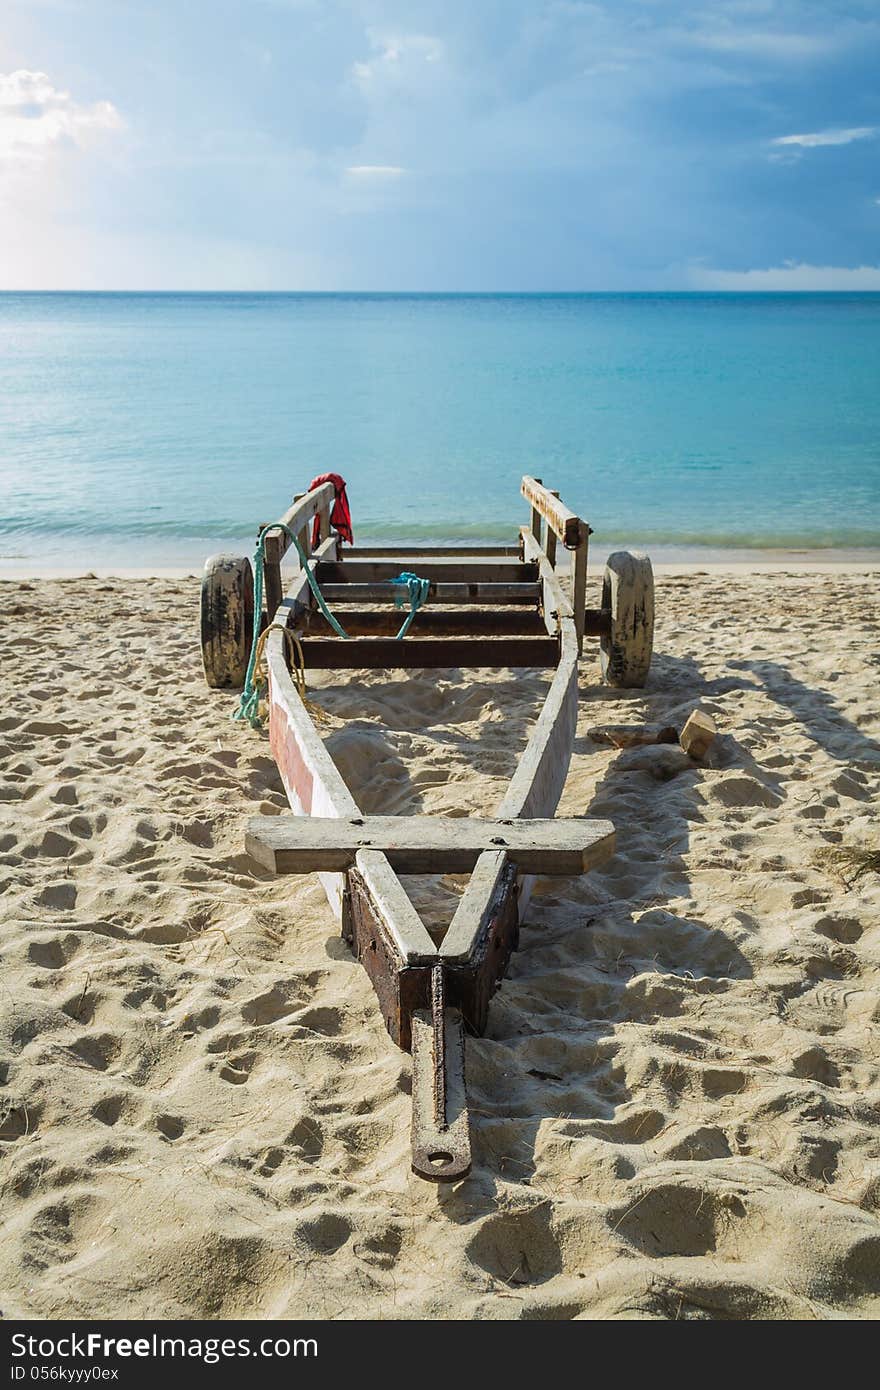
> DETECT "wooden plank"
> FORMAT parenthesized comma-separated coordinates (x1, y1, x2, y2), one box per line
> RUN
(521, 527, 572, 636)
(316, 559, 538, 584)
(445, 856, 519, 1035)
(307, 608, 547, 637)
(346, 546, 521, 558)
(264, 481, 335, 563)
(518, 533, 606, 643)
(262, 530, 284, 620)
(246, 814, 616, 876)
(319, 581, 540, 606)
(521, 475, 589, 550)
(296, 635, 559, 670)
(498, 620, 579, 822)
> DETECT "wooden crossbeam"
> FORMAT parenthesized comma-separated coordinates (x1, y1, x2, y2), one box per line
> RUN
(307, 608, 547, 637)
(294, 635, 559, 669)
(319, 581, 540, 606)
(316, 559, 538, 584)
(246, 815, 616, 876)
(345, 546, 521, 558)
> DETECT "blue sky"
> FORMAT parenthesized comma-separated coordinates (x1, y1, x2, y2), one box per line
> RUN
(1, 0, 879, 289)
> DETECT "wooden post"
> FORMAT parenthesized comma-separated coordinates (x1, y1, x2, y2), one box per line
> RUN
(263, 531, 284, 621)
(572, 522, 589, 656)
(285, 491, 308, 567)
(545, 489, 559, 568)
(319, 504, 331, 544)
(530, 474, 543, 547)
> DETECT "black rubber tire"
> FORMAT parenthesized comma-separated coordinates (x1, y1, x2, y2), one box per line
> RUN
(599, 550, 654, 688)
(200, 554, 255, 689)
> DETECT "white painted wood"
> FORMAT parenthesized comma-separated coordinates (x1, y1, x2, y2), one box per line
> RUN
(246, 814, 615, 875)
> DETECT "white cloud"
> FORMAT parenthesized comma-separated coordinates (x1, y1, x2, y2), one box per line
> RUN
(352, 33, 444, 90)
(345, 164, 406, 178)
(679, 28, 832, 62)
(0, 70, 122, 162)
(690, 262, 880, 290)
(772, 126, 877, 148)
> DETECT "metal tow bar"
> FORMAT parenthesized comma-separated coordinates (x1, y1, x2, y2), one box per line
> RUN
(410, 963, 471, 1182)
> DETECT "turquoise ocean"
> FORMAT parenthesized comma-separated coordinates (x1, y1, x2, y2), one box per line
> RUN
(1, 292, 879, 570)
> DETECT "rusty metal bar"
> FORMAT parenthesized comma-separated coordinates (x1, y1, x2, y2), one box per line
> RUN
(431, 963, 446, 1130)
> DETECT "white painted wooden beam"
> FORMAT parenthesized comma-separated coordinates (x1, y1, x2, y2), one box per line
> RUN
(246, 815, 615, 877)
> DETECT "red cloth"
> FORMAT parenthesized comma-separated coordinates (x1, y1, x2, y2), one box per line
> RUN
(309, 472, 353, 548)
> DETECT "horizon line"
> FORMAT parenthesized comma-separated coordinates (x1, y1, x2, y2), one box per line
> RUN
(3, 287, 880, 296)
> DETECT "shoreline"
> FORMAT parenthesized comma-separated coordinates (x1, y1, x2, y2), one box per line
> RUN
(2, 543, 879, 582)
(2, 557, 879, 581)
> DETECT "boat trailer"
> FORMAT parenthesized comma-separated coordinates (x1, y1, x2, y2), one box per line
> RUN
(201, 476, 655, 1181)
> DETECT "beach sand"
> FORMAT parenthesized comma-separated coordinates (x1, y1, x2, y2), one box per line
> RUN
(1, 567, 879, 1320)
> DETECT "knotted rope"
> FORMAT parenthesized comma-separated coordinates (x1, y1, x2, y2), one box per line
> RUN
(389, 571, 431, 639)
(234, 523, 348, 729)
(234, 531, 431, 729)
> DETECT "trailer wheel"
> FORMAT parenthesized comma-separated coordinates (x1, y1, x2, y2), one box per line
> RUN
(600, 551, 654, 688)
(200, 554, 255, 689)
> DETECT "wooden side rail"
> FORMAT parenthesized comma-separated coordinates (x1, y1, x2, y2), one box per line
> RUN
(262, 480, 336, 620)
(521, 476, 590, 654)
(521, 476, 588, 551)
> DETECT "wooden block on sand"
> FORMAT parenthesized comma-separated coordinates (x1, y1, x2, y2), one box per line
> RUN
(680, 710, 717, 760)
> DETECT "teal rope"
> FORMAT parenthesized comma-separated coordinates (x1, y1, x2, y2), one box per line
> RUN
(233, 540, 430, 729)
(234, 523, 349, 729)
(390, 571, 430, 639)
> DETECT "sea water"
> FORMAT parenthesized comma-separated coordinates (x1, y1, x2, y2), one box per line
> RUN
(1, 292, 879, 569)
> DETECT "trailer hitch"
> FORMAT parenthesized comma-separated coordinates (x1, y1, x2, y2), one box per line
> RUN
(410, 964, 471, 1182)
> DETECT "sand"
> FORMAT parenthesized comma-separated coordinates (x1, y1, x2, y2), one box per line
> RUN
(1, 567, 879, 1321)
